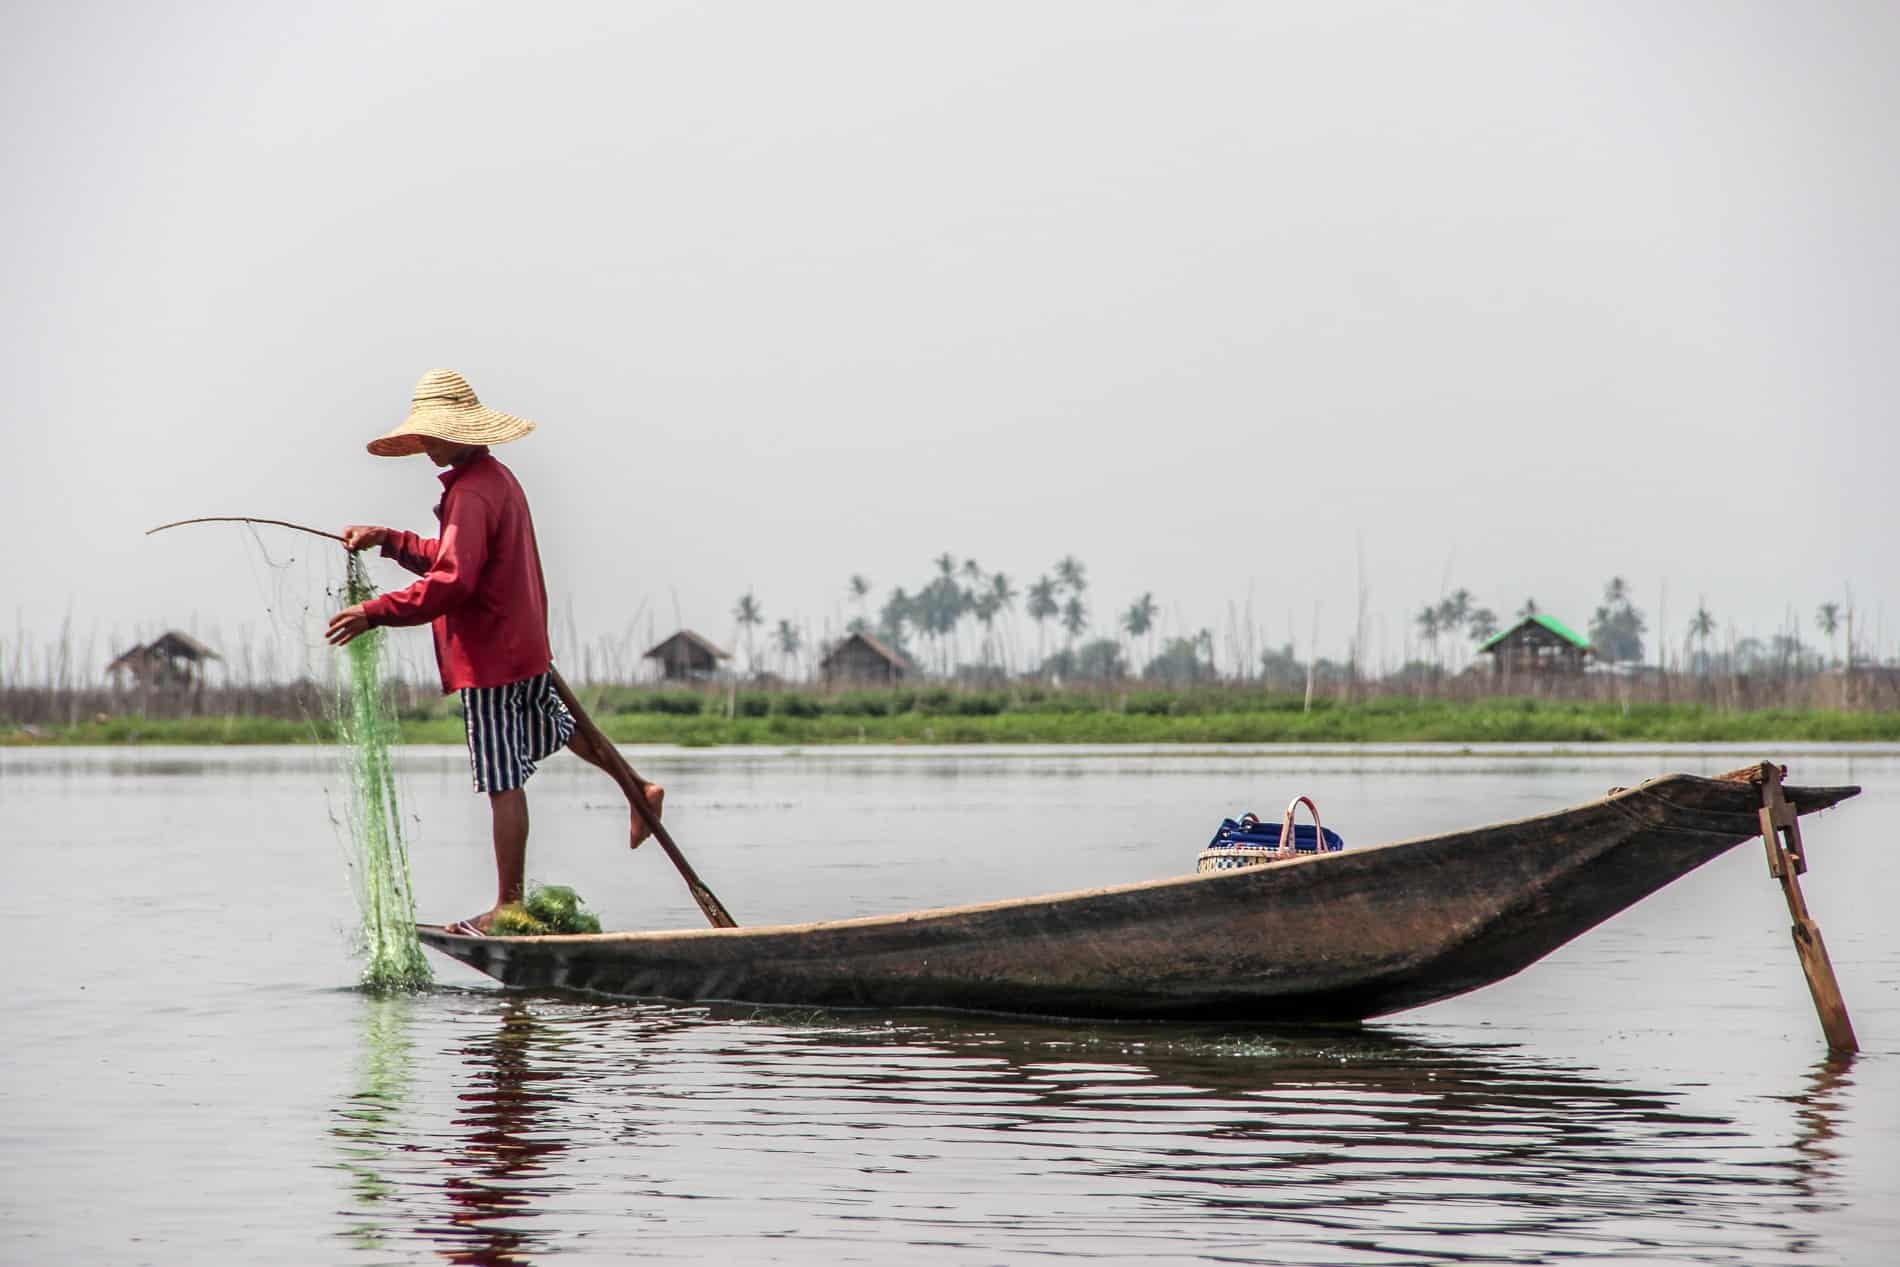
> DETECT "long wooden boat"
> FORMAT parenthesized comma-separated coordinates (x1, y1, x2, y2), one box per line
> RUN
(418, 764, 1859, 1022)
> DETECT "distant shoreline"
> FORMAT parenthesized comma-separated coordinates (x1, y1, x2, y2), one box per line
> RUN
(9, 698, 1898, 747)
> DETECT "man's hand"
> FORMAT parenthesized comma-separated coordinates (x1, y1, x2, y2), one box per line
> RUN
(341, 525, 388, 553)
(629, 782, 665, 850)
(326, 604, 371, 647)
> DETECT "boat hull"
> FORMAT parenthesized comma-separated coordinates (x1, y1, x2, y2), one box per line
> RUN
(418, 768, 1858, 1022)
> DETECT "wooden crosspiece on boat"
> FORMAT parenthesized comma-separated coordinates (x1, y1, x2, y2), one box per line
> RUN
(1755, 763, 1858, 1054)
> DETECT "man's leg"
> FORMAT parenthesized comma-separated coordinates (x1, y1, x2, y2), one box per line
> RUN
(460, 787, 529, 931)
(565, 725, 664, 848)
(490, 786, 529, 909)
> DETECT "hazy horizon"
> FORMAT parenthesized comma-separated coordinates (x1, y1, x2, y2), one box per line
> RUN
(5, 1, 1896, 683)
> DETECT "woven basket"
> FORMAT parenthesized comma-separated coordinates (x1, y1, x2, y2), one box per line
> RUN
(1197, 844, 1299, 873)
(1196, 795, 1337, 875)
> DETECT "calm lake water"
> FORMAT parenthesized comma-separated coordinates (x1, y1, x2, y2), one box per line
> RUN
(3, 744, 1896, 1265)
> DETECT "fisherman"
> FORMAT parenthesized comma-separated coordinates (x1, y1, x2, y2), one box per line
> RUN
(324, 368, 662, 933)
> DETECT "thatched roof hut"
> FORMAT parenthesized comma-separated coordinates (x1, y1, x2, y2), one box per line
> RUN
(820, 632, 910, 685)
(106, 631, 221, 688)
(643, 630, 731, 681)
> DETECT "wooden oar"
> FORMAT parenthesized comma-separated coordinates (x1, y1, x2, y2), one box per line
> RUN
(547, 668, 737, 929)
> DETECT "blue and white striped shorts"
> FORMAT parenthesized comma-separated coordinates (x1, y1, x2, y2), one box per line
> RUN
(459, 671, 576, 793)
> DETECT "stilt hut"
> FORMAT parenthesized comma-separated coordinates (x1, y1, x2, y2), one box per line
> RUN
(1477, 614, 1592, 676)
(643, 630, 731, 681)
(820, 633, 911, 685)
(105, 631, 221, 689)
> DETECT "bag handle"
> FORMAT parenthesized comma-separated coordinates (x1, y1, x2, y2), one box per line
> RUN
(1281, 795, 1324, 853)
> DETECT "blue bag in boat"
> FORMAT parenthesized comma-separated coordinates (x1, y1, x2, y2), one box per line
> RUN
(1208, 816, 1345, 854)
(1197, 795, 1344, 873)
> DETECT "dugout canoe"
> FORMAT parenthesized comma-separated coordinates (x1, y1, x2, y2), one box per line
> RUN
(417, 764, 1859, 1022)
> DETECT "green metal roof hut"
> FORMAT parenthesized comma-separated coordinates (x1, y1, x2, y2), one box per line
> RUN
(1477, 614, 1593, 676)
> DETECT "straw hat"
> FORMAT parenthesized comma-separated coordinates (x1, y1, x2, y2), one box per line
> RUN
(367, 368, 538, 457)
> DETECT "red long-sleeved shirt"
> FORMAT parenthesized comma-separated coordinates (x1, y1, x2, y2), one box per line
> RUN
(361, 450, 554, 692)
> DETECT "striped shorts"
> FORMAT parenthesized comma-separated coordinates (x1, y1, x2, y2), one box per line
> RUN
(460, 671, 577, 793)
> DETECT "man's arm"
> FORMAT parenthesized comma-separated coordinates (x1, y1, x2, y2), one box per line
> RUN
(326, 497, 491, 644)
(341, 524, 439, 576)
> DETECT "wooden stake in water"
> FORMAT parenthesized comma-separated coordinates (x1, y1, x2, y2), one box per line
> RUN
(339, 554, 430, 991)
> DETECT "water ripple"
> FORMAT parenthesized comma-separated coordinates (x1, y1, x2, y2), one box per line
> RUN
(325, 993, 1858, 1265)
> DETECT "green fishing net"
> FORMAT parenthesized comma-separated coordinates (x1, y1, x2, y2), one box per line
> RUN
(336, 553, 431, 991)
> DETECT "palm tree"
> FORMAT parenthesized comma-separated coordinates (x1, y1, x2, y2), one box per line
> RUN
(1027, 575, 1059, 668)
(879, 587, 913, 653)
(1060, 595, 1087, 653)
(918, 555, 958, 667)
(1122, 592, 1158, 669)
(1467, 607, 1499, 645)
(1816, 602, 1841, 667)
(972, 590, 1002, 665)
(1687, 601, 1716, 673)
(774, 619, 802, 679)
(910, 572, 963, 674)
(1438, 590, 1473, 669)
(733, 591, 764, 673)
(989, 572, 1017, 667)
(956, 559, 984, 663)
(1415, 605, 1441, 670)
(1517, 597, 1540, 619)
(1590, 578, 1646, 665)
(1055, 555, 1087, 596)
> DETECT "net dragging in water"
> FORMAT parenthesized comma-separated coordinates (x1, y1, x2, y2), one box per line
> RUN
(337, 552, 431, 991)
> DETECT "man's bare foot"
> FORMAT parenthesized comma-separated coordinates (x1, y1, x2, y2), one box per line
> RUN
(456, 908, 500, 934)
(630, 782, 665, 849)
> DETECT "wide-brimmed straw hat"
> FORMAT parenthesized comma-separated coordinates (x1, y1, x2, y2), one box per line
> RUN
(367, 368, 538, 457)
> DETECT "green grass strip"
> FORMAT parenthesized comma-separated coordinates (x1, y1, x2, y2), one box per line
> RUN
(11, 693, 1899, 746)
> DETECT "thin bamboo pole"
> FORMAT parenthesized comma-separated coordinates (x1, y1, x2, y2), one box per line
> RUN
(147, 516, 346, 543)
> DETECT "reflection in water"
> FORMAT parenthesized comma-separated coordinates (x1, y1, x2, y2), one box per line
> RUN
(424, 1003, 568, 1266)
(1780, 1054, 1856, 1212)
(330, 994, 415, 1254)
(329, 996, 1856, 1265)
(332, 996, 579, 1266)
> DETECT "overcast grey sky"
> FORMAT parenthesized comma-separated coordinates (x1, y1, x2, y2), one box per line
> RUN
(4, 1, 1896, 676)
